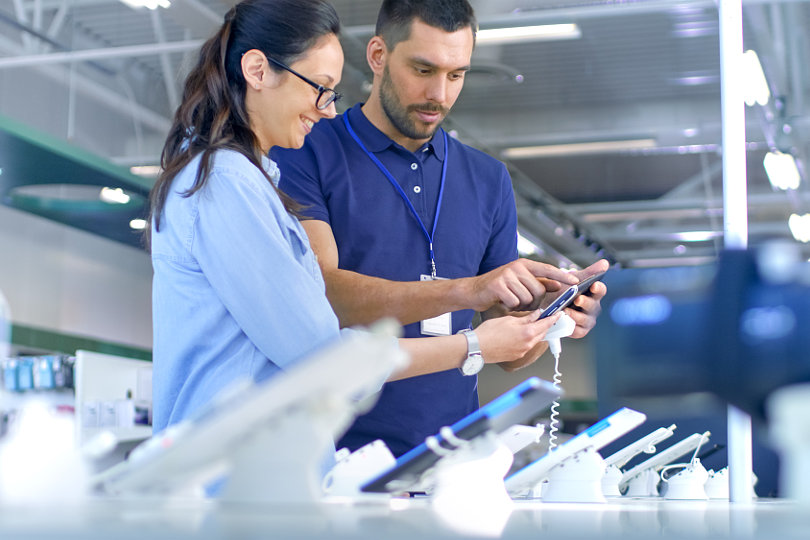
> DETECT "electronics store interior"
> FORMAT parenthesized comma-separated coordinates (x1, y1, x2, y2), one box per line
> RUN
(2, 0, 810, 538)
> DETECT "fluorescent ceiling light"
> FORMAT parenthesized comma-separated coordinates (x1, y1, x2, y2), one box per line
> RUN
(130, 165, 162, 177)
(477, 24, 581, 45)
(670, 231, 721, 242)
(789, 214, 810, 243)
(742, 50, 770, 106)
(764, 150, 801, 190)
(517, 232, 539, 256)
(99, 187, 131, 205)
(120, 0, 170, 10)
(502, 138, 657, 159)
(130, 219, 148, 231)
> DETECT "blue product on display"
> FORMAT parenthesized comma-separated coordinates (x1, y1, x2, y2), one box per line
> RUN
(16, 357, 33, 391)
(361, 377, 561, 493)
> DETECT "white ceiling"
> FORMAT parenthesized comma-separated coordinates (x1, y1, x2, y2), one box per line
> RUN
(1, 0, 809, 268)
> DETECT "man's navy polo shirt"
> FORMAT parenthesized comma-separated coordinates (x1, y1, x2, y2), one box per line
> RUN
(271, 103, 519, 457)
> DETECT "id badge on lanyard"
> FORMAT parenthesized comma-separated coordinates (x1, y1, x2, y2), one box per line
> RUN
(419, 274, 452, 336)
(343, 116, 452, 336)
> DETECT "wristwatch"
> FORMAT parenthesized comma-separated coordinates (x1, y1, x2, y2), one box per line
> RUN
(458, 329, 484, 376)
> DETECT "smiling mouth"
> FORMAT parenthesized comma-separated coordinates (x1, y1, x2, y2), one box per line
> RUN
(302, 117, 314, 131)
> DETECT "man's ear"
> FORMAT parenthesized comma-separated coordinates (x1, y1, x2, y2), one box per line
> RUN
(366, 36, 388, 77)
(242, 49, 271, 90)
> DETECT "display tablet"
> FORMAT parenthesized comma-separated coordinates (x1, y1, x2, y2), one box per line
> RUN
(360, 377, 561, 493)
(505, 407, 646, 495)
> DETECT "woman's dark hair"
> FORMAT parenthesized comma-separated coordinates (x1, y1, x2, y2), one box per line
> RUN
(375, 0, 476, 51)
(147, 0, 340, 247)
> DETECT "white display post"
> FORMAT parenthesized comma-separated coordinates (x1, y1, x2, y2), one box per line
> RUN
(718, 0, 754, 504)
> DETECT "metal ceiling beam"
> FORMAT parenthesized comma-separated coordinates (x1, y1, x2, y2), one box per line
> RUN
(569, 189, 806, 219)
(0, 39, 203, 68)
(0, 34, 171, 133)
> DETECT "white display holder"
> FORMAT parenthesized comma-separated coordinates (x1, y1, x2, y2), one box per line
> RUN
(541, 446, 607, 503)
(624, 469, 660, 497)
(505, 408, 646, 498)
(322, 440, 396, 497)
(94, 320, 407, 503)
(427, 428, 515, 537)
(601, 424, 677, 497)
(767, 383, 810, 507)
(427, 428, 514, 509)
(661, 459, 709, 500)
(705, 467, 730, 499)
(601, 464, 624, 497)
(619, 431, 711, 497)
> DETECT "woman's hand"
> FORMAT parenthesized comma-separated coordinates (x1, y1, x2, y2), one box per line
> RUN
(475, 310, 562, 366)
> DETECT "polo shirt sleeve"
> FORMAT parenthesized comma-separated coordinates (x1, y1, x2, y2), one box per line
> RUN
(271, 140, 331, 224)
(191, 165, 340, 368)
(480, 162, 520, 275)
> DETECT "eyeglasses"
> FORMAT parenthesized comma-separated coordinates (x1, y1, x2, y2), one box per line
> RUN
(267, 57, 342, 110)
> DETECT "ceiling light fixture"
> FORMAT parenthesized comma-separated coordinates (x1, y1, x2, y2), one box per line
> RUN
(476, 23, 581, 45)
(502, 138, 657, 159)
(764, 150, 801, 190)
(742, 50, 770, 106)
(517, 232, 539, 256)
(130, 219, 148, 231)
(130, 165, 162, 177)
(670, 231, 721, 242)
(120, 0, 170, 10)
(788, 214, 810, 243)
(100, 187, 131, 205)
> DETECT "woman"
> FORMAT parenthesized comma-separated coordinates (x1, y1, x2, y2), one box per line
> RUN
(149, 0, 562, 433)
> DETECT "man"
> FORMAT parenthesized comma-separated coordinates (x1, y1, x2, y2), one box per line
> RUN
(271, 0, 607, 457)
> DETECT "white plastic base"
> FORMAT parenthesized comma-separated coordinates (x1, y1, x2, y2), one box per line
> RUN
(323, 440, 396, 497)
(601, 464, 623, 497)
(624, 469, 660, 498)
(220, 406, 339, 504)
(430, 432, 514, 537)
(542, 446, 607, 503)
(705, 467, 729, 499)
(663, 460, 709, 500)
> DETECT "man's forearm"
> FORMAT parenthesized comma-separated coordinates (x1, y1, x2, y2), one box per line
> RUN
(323, 267, 472, 328)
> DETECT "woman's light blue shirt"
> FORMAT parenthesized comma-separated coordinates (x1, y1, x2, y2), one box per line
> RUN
(150, 149, 341, 432)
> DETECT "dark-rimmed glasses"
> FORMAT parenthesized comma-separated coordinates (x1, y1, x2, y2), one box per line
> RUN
(267, 57, 342, 110)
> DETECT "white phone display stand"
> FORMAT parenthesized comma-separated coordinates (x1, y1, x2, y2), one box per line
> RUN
(624, 469, 661, 497)
(542, 446, 607, 503)
(601, 464, 623, 497)
(429, 429, 514, 537)
(767, 383, 810, 507)
(661, 459, 709, 500)
(497, 423, 545, 455)
(427, 428, 514, 509)
(322, 440, 396, 497)
(94, 320, 407, 504)
(705, 467, 729, 499)
(601, 424, 676, 497)
(619, 431, 711, 498)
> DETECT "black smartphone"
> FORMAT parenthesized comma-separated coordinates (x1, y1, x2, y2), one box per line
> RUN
(539, 270, 606, 319)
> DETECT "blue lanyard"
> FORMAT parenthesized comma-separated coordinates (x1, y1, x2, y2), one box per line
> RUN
(343, 114, 448, 278)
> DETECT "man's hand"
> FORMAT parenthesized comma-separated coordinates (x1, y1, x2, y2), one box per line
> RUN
(565, 259, 608, 339)
(464, 259, 580, 313)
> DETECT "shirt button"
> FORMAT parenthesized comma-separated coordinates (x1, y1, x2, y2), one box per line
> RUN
(414, 186, 422, 194)
(410, 163, 418, 170)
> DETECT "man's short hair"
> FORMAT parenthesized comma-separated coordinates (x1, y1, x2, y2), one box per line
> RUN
(375, 0, 477, 51)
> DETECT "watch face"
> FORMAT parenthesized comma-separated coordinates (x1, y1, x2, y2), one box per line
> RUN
(461, 353, 484, 376)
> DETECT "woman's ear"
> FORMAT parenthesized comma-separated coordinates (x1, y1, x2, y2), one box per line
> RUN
(242, 49, 271, 90)
(366, 36, 387, 77)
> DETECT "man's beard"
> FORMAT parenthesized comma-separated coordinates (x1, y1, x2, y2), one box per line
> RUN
(379, 65, 449, 141)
